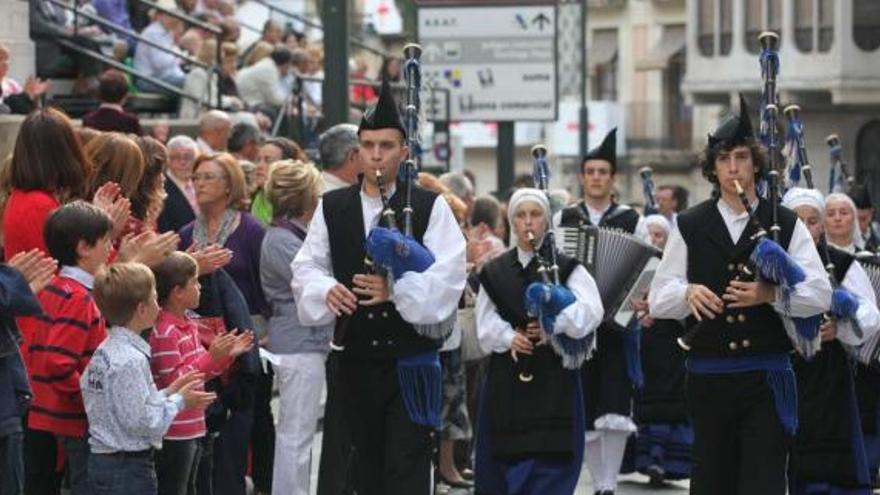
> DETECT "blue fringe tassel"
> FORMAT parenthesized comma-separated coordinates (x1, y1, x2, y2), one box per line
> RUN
(550, 332, 594, 370)
(766, 368, 798, 435)
(623, 321, 644, 389)
(751, 238, 806, 313)
(792, 314, 822, 340)
(397, 351, 442, 429)
(831, 287, 860, 320)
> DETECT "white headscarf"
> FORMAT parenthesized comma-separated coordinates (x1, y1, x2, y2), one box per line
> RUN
(782, 187, 825, 217)
(507, 188, 551, 228)
(644, 214, 671, 234)
(507, 188, 551, 249)
(825, 192, 864, 251)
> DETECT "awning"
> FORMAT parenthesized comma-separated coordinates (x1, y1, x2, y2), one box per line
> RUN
(636, 25, 685, 71)
(589, 29, 618, 74)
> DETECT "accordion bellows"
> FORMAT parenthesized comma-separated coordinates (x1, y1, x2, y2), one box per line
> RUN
(848, 253, 880, 365)
(558, 225, 660, 326)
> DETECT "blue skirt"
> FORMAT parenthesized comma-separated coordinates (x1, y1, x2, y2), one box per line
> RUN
(474, 368, 585, 495)
(634, 423, 693, 480)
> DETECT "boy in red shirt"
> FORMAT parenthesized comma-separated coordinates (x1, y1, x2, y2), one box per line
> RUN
(25, 201, 113, 495)
(149, 252, 253, 495)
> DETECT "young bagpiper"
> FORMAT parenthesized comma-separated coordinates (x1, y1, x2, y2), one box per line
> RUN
(649, 97, 831, 494)
(291, 79, 466, 495)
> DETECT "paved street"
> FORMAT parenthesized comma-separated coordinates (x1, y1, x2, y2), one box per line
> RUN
(304, 429, 690, 495)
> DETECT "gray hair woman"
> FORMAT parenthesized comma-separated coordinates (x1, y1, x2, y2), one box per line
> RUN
(258, 159, 327, 495)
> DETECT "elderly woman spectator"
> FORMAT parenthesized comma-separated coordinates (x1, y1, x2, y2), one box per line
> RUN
(158, 135, 199, 233)
(179, 152, 268, 320)
(250, 137, 307, 225)
(259, 160, 327, 495)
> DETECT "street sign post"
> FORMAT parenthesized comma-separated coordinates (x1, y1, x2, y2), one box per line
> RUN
(416, 2, 558, 122)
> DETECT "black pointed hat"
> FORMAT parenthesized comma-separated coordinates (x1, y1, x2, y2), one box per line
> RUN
(708, 94, 755, 148)
(584, 127, 617, 172)
(358, 79, 406, 137)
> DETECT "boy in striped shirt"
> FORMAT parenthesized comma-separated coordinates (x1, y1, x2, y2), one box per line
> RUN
(149, 252, 253, 495)
(24, 201, 114, 495)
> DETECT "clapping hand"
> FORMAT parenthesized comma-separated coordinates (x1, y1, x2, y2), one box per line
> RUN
(8, 249, 57, 293)
(189, 244, 233, 275)
(117, 231, 180, 267)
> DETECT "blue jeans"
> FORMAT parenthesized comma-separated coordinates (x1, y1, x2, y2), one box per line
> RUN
(89, 453, 157, 495)
(0, 432, 23, 495)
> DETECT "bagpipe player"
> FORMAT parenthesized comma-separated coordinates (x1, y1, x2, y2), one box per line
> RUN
(474, 188, 603, 494)
(648, 95, 831, 494)
(290, 80, 466, 495)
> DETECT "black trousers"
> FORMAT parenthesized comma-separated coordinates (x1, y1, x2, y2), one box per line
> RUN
(687, 371, 789, 495)
(339, 356, 433, 495)
(23, 427, 60, 495)
(317, 352, 356, 495)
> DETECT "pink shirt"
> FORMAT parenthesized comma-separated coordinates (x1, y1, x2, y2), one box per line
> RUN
(150, 310, 232, 440)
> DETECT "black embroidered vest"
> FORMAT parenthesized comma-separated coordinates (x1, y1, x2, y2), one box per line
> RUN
(322, 180, 440, 359)
(677, 198, 798, 358)
(559, 201, 640, 234)
(478, 248, 583, 458)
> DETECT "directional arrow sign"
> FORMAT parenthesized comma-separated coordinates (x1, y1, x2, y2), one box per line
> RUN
(532, 12, 550, 31)
(417, 4, 557, 121)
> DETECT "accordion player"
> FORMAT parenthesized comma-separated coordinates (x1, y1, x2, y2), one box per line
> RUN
(550, 126, 650, 494)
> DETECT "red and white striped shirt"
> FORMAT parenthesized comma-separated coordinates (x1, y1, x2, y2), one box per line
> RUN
(149, 310, 232, 440)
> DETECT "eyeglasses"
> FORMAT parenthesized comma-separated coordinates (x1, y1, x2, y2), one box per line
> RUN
(192, 172, 227, 182)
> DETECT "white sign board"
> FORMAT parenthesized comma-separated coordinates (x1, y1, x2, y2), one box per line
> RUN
(418, 4, 557, 121)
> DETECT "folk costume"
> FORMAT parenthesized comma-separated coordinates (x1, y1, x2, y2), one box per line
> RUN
(649, 99, 831, 495)
(553, 128, 648, 494)
(475, 189, 603, 495)
(782, 187, 880, 495)
(291, 81, 466, 495)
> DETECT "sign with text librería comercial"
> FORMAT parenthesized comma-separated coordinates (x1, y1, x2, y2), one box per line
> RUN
(417, 3, 558, 122)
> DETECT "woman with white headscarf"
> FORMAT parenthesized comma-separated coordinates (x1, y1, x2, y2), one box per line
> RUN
(826, 192, 866, 254)
(783, 187, 880, 494)
(630, 212, 693, 485)
(474, 188, 603, 494)
(643, 214, 672, 250)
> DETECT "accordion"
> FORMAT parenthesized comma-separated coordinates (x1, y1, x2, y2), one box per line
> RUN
(849, 253, 880, 365)
(558, 225, 661, 328)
